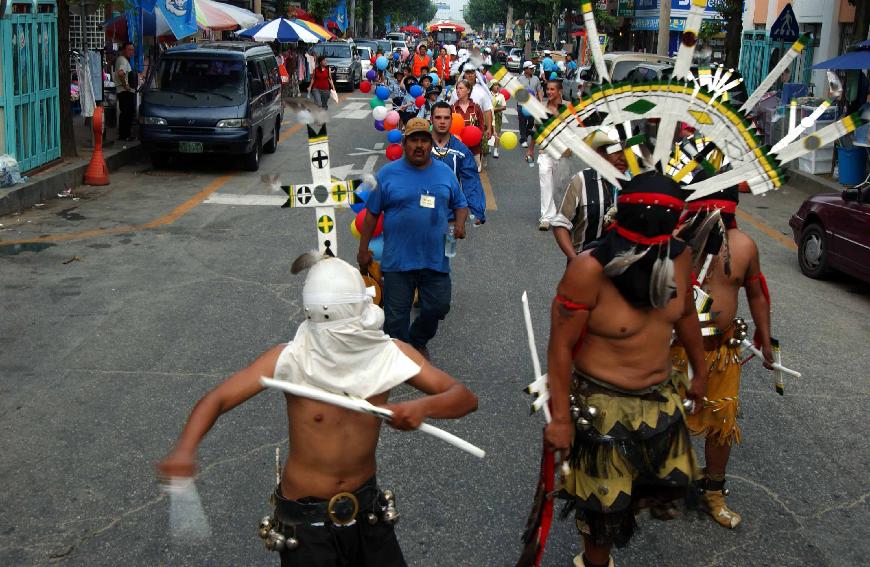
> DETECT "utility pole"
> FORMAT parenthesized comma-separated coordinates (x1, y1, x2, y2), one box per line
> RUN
(350, 0, 356, 36)
(656, 0, 671, 55)
(367, 0, 373, 37)
(506, 6, 513, 40)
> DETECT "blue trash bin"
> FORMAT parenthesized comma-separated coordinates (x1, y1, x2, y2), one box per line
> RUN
(838, 147, 867, 185)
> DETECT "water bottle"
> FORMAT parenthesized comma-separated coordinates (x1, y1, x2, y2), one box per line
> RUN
(444, 224, 457, 258)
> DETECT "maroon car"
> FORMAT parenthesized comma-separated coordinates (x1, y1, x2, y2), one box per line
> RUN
(789, 187, 870, 282)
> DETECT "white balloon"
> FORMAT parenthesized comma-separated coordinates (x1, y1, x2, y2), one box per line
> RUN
(372, 106, 388, 121)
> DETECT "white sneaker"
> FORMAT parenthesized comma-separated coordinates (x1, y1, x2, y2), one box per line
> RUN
(521, 141, 528, 148)
(493, 148, 499, 158)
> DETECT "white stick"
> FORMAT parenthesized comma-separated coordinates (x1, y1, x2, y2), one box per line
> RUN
(522, 291, 551, 423)
(260, 378, 486, 459)
(164, 477, 211, 540)
(739, 340, 802, 378)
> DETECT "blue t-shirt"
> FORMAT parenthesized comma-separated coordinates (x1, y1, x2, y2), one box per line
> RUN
(367, 159, 467, 273)
(542, 57, 555, 72)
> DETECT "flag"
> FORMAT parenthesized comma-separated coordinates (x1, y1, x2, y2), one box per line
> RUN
(157, 0, 197, 40)
(325, 0, 348, 33)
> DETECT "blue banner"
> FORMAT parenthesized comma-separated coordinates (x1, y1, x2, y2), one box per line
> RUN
(325, 0, 348, 33)
(143, 0, 197, 40)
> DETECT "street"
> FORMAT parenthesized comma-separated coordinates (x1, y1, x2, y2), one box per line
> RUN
(1, 95, 868, 567)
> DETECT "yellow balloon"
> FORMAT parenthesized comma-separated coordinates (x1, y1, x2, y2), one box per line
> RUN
(500, 131, 518, 150)
(350, 218, 361, 239)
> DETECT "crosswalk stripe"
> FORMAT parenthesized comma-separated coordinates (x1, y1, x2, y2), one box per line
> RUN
(205, 194, 285, 206)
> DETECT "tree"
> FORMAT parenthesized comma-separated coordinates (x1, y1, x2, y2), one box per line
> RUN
(709, 0, 743, 68)
(58, 0, 77, 158)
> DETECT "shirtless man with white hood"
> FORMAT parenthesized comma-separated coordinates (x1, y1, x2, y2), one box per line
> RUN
(159, 254, 478, 566)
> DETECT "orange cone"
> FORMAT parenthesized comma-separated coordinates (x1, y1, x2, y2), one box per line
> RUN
(83, 105, 110, 186)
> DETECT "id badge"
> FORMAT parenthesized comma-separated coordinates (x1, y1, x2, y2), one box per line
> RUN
(420, 194, 435, 208)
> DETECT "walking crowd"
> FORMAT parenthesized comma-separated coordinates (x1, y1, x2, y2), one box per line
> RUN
(158, 30, 796, 567)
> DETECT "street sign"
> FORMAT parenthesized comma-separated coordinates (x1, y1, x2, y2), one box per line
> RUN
(770, 3, 799, 43)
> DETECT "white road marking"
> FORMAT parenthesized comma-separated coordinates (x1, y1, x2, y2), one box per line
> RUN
(330, 155, 379, 179)
(205, 194, 285, 206)
(333, 102, 372, 119)
(348, 143, 385, 156)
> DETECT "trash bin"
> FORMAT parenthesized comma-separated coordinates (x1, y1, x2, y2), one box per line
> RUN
(104, 86, 117, 128)
(837, 147, 866, 186)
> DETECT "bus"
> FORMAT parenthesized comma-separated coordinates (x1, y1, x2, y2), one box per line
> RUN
(428, 21, 464, 45)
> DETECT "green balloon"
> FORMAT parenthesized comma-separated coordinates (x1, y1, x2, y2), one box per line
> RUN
(369, 97, 385, 109)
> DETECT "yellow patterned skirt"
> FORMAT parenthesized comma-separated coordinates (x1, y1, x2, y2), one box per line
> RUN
(562, 372, 700, 547)
(671, 344, 742, 446)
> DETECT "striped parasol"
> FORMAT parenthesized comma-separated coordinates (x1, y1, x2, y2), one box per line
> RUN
(291, 19, 337, 41)
(237, 18, 323, 43)
(195, 0, 260, 31)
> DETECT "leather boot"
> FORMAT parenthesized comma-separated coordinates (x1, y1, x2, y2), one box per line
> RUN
(700, 478, 741, 528)
(573, 554, 615, 567)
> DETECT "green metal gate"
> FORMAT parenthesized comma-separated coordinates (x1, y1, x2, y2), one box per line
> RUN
(738, 30, 815, 96)
(0, 0, 60, 172)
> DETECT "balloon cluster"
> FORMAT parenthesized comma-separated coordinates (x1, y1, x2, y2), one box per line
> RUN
(349, 186, 385, 261)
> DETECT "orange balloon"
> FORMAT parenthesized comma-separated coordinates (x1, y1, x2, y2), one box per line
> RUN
(450, 113, 464, 135)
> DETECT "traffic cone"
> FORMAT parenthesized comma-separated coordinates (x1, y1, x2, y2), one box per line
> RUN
(83, 105, 110, 186)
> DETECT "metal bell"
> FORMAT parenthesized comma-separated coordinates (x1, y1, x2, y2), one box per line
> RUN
(682, 399, 695, 413)
(582, 405, 599, 420)
(285, 536, 299, 551)
(383, 489, 394, 501)
(272, 532, 286, 552)
(366, 512, 379, 525)
(569, 394, 578, 406)
(259, 526, 271, 539)
(727, 337, 741, 348)
(570, 406, 581, 421)
(576, 417, 591, 430)
(382, 490, 399, 525)
(260, 516, 273, 530)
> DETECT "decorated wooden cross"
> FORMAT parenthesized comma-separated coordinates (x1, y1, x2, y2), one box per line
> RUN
(281, 125, 363, 257)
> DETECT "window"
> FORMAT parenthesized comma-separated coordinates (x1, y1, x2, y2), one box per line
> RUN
(248, 60, 264, 96)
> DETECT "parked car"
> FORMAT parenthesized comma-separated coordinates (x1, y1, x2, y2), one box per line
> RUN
(579, 52, 674, 85)
(309, 41, 362, 91)
(385, 32, 405, 42)
(139, 41, 282, 172)
(506, 48, 523, 72)
(624, 62, 675, 83)
(357, 46, 373, 76)
(352, 38, 380, 52)
(789, 186, 870, 283)
(390, 40, 407, 53)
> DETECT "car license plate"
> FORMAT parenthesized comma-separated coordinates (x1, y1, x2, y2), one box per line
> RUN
(179, 141, 203, 153)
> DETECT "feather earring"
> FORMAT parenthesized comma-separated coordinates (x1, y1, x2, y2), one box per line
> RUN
(603, 246, 650, 277)
(291, 251, 323, 274)
(649, 242, 677, 308)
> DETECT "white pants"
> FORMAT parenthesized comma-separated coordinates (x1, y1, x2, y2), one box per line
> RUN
(537, 152, 568, 223)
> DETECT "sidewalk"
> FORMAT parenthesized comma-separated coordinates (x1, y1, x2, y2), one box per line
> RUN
(786, 165, 845, 195)
(0, 114, 144, 217)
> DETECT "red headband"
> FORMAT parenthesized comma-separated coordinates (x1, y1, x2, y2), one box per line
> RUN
(686, 200, 737, 214)
(614, 224, 672, 246)
(618, 192, 685, 210)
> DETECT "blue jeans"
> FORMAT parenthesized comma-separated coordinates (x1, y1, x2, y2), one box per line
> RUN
(383, 270, 452, 349)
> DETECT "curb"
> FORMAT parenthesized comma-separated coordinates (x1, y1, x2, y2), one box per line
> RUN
(786, 166, 843, 196)
(0, 142, 144, 217)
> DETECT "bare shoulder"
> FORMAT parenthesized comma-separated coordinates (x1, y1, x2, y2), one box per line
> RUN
(728, 228, 758, 254)
(259, 343, 289, 377)
(559, 251, 603, 304)
(392, 339, 427, 367)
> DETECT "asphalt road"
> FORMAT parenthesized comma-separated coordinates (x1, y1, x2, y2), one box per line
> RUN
(1, 95, 868, 567)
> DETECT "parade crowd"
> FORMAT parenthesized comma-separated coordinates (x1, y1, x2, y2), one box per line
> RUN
(157, 32, 784, 567)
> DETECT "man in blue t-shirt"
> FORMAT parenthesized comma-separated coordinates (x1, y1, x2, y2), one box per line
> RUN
(358, 118, 469, 359)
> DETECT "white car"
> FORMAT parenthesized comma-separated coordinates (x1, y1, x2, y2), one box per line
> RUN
(506, 48, 523, 72)
(357, 46, 373, 76)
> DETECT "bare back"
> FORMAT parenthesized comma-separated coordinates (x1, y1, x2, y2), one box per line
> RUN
(573, 249, 692, 389)
(701, 229, 758, 348)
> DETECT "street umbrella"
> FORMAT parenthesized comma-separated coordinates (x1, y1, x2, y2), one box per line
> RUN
(400, 25, 422, 34)
(813, 48, 870, 70)
(291, 18, 337, 41)
(238, 17, 322, 43)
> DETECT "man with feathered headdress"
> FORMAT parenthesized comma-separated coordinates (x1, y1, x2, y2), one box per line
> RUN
(159, 255, 478, 566)
(545, 172, 709, 567)
(671, 174, 774, 529)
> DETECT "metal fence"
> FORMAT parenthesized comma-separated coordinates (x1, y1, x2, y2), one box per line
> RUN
(738, 30, 815, 97)
(0, 0, 61, 172)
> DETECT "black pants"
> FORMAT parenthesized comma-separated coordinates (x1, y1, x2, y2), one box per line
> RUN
(118, 91, 136, 139)
(518, 111, 535, 144)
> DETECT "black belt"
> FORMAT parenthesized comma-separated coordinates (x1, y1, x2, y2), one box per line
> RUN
(272, 476, 384, 527)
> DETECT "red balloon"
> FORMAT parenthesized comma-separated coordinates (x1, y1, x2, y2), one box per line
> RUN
(386, 143, 403, 161)
(360, 80, 372, 93)
(450, 113, 464, 135)
(354, 208, 385, 236)
(415, 95, 425, 108)
(500, 88, 511, 101)
(460, 125, 483, 147)
(370, 56, 376, 65)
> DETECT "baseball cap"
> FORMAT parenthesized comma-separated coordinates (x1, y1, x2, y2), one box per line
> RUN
(522, 61, 534, 69)
(404, 118, 432, 138)
(544, 49, 551, 55)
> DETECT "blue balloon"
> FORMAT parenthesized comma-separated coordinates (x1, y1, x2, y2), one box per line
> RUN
(375, 85, 391, 101)
(355, 189, 371, 203)
(549, 71, 558, 80)
(409, 84, 423, 98)
(427, 49, 433, 57)
(428, 73, 439, 86)
(369, 236, 384, 261)
(387, 129, 403, 144)
(393, 52, 400, 60)
(366, 69, 377, 81)
(376, 56, 388, 70)
(374, 119, 385, 131)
